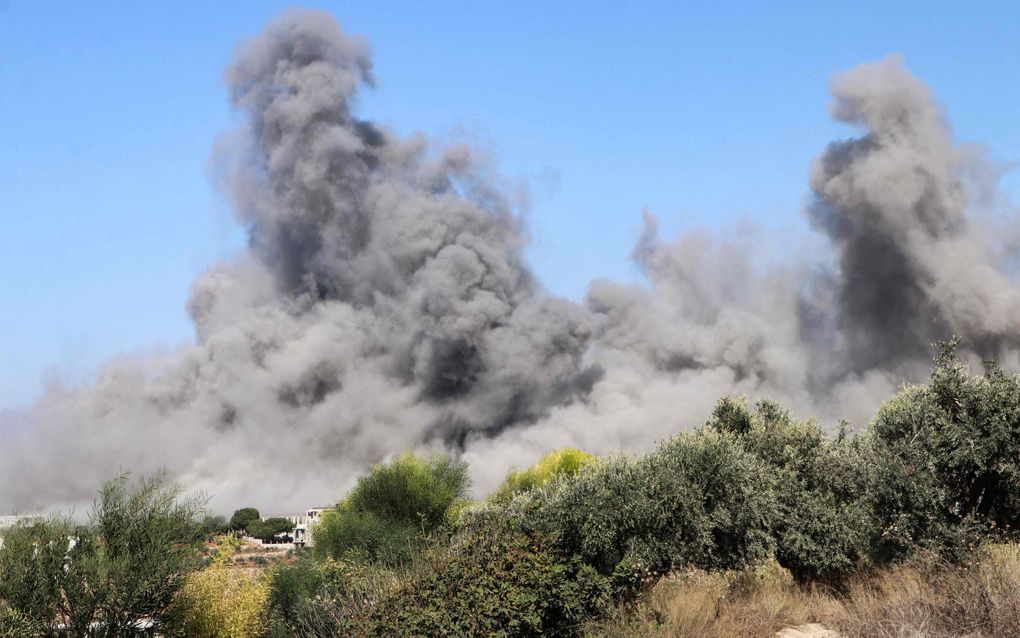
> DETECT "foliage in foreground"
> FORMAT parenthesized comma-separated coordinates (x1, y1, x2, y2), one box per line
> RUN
(477, 343, 1020, 590)
(483, 429, 779, 585)
(167, 537, 271, 638)
(296, 522, 610, 638)
(6, 342, 1020, 637)
(268, 555, 399, 634)
(263, 343, 1020, 636)
(708, 397, 874, 582)
(0, 472, 204, 637)
(865, 340, 1020, 562)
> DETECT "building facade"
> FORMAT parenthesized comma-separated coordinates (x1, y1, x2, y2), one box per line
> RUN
(288, 507, 329, 548)
(0, 514, 43, 549)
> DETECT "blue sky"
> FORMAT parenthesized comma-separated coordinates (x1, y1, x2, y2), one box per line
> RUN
(1, 1, 1018, 409)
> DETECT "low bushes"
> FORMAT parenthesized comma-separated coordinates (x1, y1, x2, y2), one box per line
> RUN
(342, 452, 469, 532)
(312, 509, 417, 565)
(266, 452, 475, 633)
(7, 343, 1020, 636)
(493, 400, 870, 589)
(266, 557, 322, 629)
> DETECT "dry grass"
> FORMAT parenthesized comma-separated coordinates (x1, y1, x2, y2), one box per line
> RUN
(586, 544, 1020, 638)
(588, 559, 841, 638)
(837, 544, 1020, 638)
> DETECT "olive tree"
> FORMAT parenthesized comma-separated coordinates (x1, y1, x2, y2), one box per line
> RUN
(865, 339, 1020, 560)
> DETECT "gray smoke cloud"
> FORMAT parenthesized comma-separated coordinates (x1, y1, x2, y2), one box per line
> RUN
(464, 55, 1020, 486)
(1, 12, 1017, 513)
(809, 56, 1020, 373)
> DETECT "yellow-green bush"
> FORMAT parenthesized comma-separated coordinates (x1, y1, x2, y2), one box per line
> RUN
(168, 537, 271, 638)
(491, 447, 596, 503)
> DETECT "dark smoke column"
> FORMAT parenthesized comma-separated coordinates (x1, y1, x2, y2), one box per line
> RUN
(201, 11, 602, 449)
(0, 10, 598, 513)
(807, 55, 1020, 373)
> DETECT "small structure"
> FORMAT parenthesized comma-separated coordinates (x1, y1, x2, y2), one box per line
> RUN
(288, 507, 329, 548)
(0, 514, 41, 528)
(0, 513, 44, 549)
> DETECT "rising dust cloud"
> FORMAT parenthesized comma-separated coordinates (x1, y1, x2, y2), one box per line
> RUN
(2, 10, 1018, 514)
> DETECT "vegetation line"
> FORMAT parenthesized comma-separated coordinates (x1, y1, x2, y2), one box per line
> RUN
(3, 341, 1020, 637)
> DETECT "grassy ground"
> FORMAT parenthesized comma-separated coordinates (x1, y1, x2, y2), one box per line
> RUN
(586, 544, 1020, 638)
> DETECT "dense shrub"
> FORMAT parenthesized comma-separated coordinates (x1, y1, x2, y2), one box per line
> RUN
(312, 509, 417, 565)
(863, 340, 1020, 561)
(267, 557, 322, 628)
(313, 452, 469, 564)
(169, 568, 270, 638)
(489, 429, 778, 584)
(0, 472, 205, 636)
(267, 556, 397, 634)
(0, 517, 74, 633)
(491, 447, 596, 503)
(297, 522, 610, 638)
(343, 452, 470, 531)
(709, 398, 874, 582)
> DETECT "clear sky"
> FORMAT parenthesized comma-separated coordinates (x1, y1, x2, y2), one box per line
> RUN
(1, 1, 1018, 409)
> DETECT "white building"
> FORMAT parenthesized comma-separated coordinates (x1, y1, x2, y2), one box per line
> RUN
(288, 507, 329, 548)
(0, 513, 43, 549)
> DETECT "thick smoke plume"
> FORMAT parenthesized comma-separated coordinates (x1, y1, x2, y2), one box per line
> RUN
(1, 12, 1017, 513)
